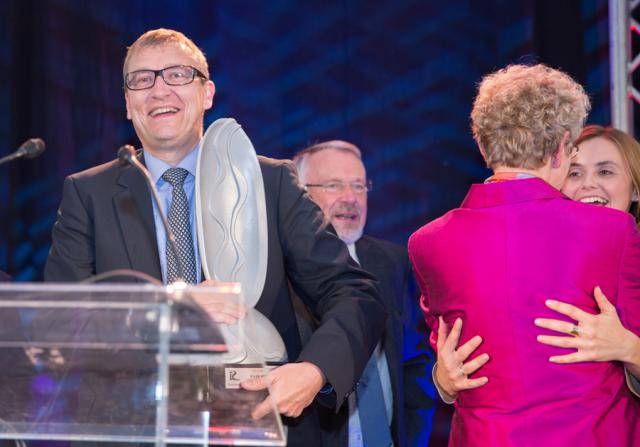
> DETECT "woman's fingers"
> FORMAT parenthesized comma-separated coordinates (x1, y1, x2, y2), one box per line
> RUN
(442, 318, 463, 353)
(436, 316, 449, 352)
(549, 351, 586, 363)
(456, 355, 489, 391)
(456, 335, 483, 361)
(537, 334, 579, 349)
(534, 317, 576, 335)
(463, 352, 490, 375)
(434, 316, 490, 397)
(464, 376, 489, 390)
(544, 299, 589, 322)
(593, 286, 616, 314)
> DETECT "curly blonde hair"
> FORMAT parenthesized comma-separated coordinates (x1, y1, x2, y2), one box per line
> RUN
(471, 64, 590, 170)
(123, 28, 209, 81)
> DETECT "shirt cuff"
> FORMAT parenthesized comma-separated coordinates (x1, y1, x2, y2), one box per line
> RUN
(432, 362, 456, 404)
(625, 367, 640, 398)
(319, 383, 334, 394)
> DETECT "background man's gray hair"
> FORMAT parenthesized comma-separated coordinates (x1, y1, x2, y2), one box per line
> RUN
(292, 140, 363, 182)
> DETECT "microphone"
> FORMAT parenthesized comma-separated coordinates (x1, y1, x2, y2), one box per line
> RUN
(0, 138, 46, 167)
(117, 144, 137, 165)
(117, 145, 187, 284)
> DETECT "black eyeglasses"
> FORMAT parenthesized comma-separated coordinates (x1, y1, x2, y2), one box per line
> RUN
(124, 65, 208, 91)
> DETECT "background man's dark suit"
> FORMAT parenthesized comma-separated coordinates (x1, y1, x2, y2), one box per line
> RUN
(0, 271, 9, 282)
(44, 154, 386, 446)
(313, 234, 435, 447)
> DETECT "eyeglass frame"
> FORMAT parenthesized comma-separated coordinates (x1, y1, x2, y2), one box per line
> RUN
(124, 65, 208, 91)
(304, 180, 373, 194)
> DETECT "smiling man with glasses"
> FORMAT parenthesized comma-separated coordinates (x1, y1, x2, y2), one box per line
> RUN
(122, 33, 215, 166)
(45, 29, 387, 447)
(293, 141, 435, 447)
(295, 141, 370, 244)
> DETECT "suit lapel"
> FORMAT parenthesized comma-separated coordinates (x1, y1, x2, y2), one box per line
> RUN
(356, 236, 396, 315)
(355, 235, 402, 419)
(113, 162, 162, 280)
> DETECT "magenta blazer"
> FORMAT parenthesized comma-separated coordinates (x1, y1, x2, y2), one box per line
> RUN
(409, 178, 640, 446)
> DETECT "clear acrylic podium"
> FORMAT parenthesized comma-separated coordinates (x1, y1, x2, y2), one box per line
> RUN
(0, 282, 285, 445)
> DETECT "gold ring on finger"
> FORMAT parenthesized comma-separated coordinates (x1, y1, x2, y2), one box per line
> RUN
(569, 324, 580, 337)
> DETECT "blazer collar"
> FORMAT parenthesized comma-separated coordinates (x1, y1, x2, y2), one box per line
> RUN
(113, 154, 162, 280)
(461, 177, 569, 209)
(354, 234, 373, 261)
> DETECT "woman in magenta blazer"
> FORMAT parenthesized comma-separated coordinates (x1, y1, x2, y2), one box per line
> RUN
(409, 65, 640, 446)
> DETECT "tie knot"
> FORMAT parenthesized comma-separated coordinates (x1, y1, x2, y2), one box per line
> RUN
(161, 167, 189, 187)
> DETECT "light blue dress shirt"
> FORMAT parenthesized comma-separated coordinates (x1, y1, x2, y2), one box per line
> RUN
(143, 146, 202, 284)
(347, 243, 394, 447)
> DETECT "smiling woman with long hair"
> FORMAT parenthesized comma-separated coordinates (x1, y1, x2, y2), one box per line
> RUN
(535, 125, 640, 398)
(562, 125, 640, 224)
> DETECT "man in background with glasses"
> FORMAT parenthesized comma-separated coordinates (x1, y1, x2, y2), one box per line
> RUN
(45, 29, 386, 446)
(293, 141, 435, 447)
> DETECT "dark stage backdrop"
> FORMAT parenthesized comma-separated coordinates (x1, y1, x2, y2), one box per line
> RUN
(0, 0, 612, 445)
(0, 0, 611, 282)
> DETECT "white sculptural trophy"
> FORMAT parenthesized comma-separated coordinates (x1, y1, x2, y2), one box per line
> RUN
(196, 118, 287, 365)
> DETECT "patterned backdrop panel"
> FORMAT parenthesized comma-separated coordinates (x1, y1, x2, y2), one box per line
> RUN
(0, 0, 609, 283)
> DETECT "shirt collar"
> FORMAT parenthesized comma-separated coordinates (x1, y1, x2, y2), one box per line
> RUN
(484, 171, 537, 183)
(143, 143, 200, 185)
(461, 177, 568, 209)
(346, 242, 360, 264)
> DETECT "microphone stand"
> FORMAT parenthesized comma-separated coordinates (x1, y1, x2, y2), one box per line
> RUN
(117, 145, 187, 285)
(0, 152, 22, 166)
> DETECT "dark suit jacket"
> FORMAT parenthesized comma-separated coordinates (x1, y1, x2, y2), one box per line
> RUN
(0, 270, 9, 282)
(316, 235, 435, 447)
(44, 155, 387, 446)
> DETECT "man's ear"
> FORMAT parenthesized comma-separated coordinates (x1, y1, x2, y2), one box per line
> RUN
(125, 91, 132, 121)
(204, 80, 216, 110)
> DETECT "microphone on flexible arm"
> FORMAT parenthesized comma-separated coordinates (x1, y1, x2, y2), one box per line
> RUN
(116, 145, 227, 354)
(0, 138, 46, 167)
(117, 144, 187, 285)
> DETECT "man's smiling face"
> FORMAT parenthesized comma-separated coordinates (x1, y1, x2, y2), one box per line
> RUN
(124, 43, 214, 159)
(303, 148, 368, 245)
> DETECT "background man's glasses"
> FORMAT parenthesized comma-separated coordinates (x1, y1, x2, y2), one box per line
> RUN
(304, 180, 373, 194)
(125, 65, 207, 91)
